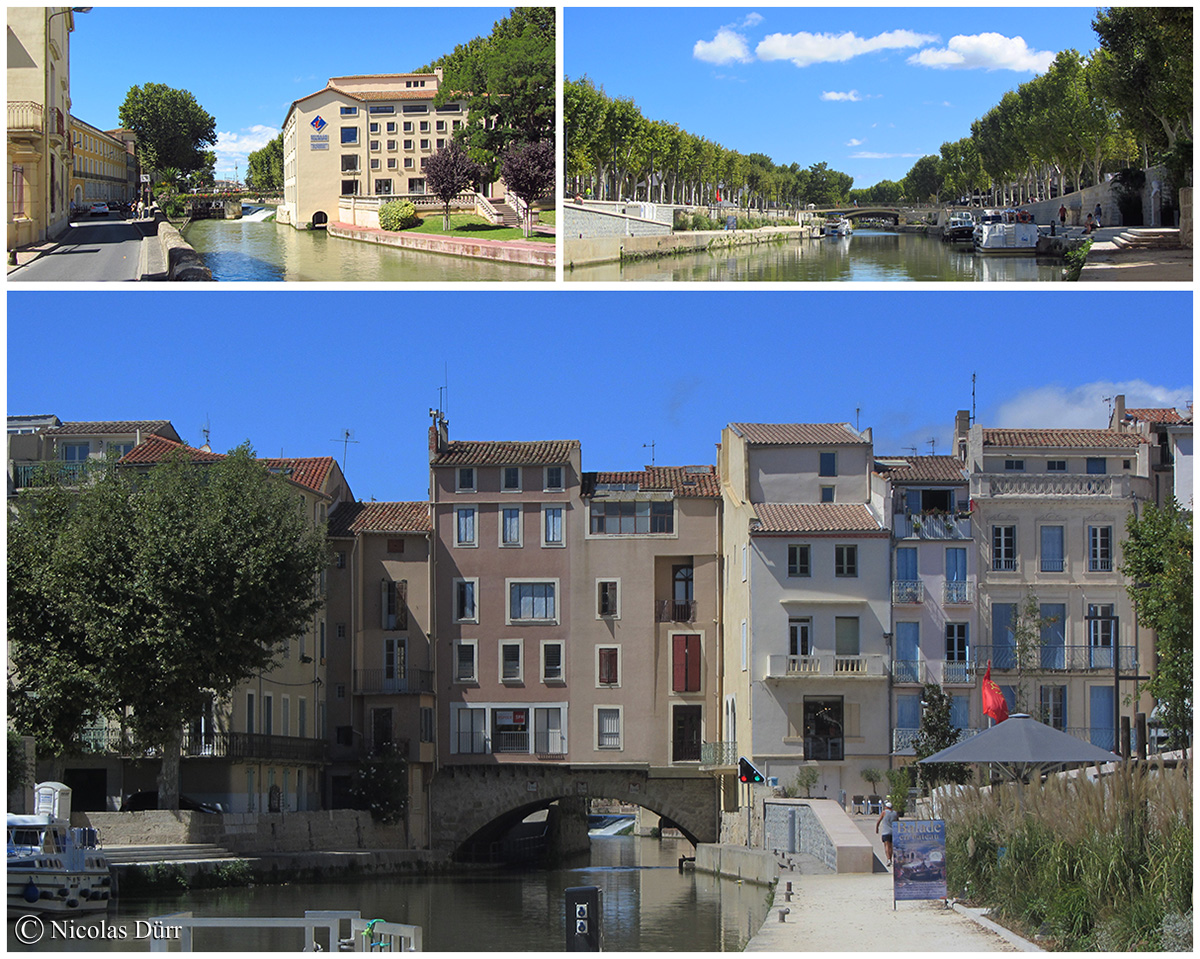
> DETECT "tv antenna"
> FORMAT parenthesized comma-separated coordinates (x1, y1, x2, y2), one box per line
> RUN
(200, 414, 211, 450)
(855, 406, 861, 431)
(927, 437, 937, 455)
(643, 441, 655, 466)
(331, 428, 359, 471)
(971, 372, 977, 424)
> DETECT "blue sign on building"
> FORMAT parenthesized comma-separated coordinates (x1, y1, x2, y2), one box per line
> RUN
(311, 115, 327, 133)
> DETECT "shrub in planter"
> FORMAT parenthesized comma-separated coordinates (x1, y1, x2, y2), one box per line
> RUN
(379, 200, 419, 232)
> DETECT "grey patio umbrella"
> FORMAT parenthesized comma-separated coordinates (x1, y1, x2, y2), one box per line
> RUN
(919, 714, 1120, 782)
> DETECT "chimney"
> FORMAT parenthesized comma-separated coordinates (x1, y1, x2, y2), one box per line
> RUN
(428, 409, 449, 462)
(1112, 394, 1126, 430)
(954, 410, 971, 462)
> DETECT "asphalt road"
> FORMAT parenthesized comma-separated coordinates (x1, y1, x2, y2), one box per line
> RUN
(9, 213, 144, 281)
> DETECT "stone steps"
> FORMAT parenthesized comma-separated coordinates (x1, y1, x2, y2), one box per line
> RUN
(103, 844, 240, 864)
(1111, 228, 1181, 250)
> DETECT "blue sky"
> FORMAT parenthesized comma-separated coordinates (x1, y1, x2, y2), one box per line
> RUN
(566, 6, 1107, 187)
(66, 6, 512, 181)
(7, 292, 1193, 505)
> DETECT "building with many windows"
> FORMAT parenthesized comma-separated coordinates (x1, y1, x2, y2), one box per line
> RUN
(69, 117, 135, 209)
(277, 71, 480, 229)
(7, 6, 81, 247)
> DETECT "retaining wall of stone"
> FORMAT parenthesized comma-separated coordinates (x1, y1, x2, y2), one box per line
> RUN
(693, 843, 778, 886)
(156, 216, 212, 280)
(762, 799, 874, 874)
(327, 223, 554, 268)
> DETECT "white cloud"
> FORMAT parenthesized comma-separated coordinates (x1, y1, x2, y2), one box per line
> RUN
(821, 90, 862, 102)
(694, 26, 753, 64)
(757, 28, 937, 67)
(993, 380, 1194, 429)
(850, 151, 923, 159)
(846, 137, 866, 146)
(214, 124, 280, 175)
(741, 12, 763, 28)
(907, 33, 1055, 72)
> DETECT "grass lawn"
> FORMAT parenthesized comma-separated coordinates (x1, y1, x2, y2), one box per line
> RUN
(537, 209, 556, 226)
(406, 214, 554, 243)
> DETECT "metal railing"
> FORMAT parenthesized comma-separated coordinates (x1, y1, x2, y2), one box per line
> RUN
(943, 581, 972, 604)
(12, 461, 91, 487)
(354, 668, 433, 695)
(700, 741, 738, 768)
(892, 581, 924, 604)
(492, 731, 529, 754)
(974, 644, 1137, 672)
(892, 727, 983, 752)
(767, 653, 887, 678)
(942, 661, 973, 684)
(892, 660, 924, 684)
(80, 726, 327, 763)
(655, 599, 697, 623)
(894, 513, 971, 540)
(8, 100, 44, 134)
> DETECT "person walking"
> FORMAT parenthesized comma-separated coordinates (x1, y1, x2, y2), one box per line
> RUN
(1058, 204, 1067, 228)
(1094, 202, 1102, 228)
(876, 800, 899, 866)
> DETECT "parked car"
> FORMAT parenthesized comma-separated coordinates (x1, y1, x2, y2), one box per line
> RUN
(89, 202, 110, 216)
(119, 791, 222, 813)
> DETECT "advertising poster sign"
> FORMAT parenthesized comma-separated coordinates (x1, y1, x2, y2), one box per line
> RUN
(892, 819, 947, 903)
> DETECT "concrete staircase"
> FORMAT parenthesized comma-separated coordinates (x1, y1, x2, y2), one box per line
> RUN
(103, 843, 241, 864)
(493, 201, 521, 229)
(1111, 228, 1181, 250)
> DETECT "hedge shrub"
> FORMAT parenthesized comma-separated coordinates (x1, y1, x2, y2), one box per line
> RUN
(379, 200, 419, 232)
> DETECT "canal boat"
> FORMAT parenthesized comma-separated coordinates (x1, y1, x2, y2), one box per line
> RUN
(823, 217, 853, 237)
(941, 212, 974, 242)
(7, 782, 112, 916)
(972, 209, 1038, 255)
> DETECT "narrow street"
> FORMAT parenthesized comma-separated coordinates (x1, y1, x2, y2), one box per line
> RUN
(9, 212, 145, 282)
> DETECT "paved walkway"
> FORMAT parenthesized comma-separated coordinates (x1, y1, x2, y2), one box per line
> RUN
(1078, 227, 1191, 281)
(7, 214, 166, 279)
(745, 812, 1035, 952)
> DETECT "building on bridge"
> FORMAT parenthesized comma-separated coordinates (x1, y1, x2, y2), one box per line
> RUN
(277, 70, 489, 230)
(7, 6, 81, 248)
(717, 423, 893, 820)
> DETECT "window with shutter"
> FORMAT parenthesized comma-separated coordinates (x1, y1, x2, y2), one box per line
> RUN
(672, 635, 701, 692)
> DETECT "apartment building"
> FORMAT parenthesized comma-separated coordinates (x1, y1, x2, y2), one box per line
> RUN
(961, 418, 1155, 751)
(718, 423, 892, 803)
(277, 71, 476, 229)
(325, 500, 434, 846)
(872, 454, 977, 753)
(7, 6, 80, 247)
(576, 466, 721, 765)
(70, 116, 134, 208)
(1109, 393, 1194, 509)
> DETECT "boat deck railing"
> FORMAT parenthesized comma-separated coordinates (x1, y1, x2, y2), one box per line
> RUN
(147, 910, 422, 952)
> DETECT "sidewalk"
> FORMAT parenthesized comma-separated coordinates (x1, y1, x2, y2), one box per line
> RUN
(1077, 227, 1191, 281)
(745, 813, 1035, 952)
(7, 215, 167, 280)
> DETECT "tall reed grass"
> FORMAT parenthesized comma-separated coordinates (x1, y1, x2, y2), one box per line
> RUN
(940, 762, 1191, 950)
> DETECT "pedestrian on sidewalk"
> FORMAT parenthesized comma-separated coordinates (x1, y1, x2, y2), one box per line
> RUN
(1094, 202, 1102, 228)
(876, 800, 898, 866)
(1058, 204, 1067, 228)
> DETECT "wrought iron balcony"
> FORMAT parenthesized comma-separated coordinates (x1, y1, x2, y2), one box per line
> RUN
(891, 659, 924, 684)
(699, 741, 738, 769)
(892, 726, 982, 752)
(767, 653, 887, 679)
(892, 581, 924, 604)
(80, 725, 327, 764)
(942, 661, 973, 684)
(353, 668, 433, 695)
(894, 513, 971, 540)
(974, 644, 1137, 672)
(12, 461, 91, 487)
(943, 581, 972, 604)
(655, 599, 697, 623)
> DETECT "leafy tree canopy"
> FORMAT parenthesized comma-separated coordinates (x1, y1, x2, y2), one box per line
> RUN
(501, 139, 555, 235)
(246, 134, 284, 192)
(118, 83, 217, 175)
(1120, 499, 1193, 749)
(424, 140, 485, 229)
(912, 683, 972, 790)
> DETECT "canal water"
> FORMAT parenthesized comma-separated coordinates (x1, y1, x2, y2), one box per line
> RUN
(8, 836, 770, 952)
(182, 212, 551, 282)
(568, 229, 1064, 282)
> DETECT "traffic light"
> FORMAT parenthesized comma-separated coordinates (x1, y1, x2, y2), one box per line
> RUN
(738, 757, 764, 784)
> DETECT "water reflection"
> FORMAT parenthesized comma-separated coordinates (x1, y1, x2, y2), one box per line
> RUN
(568, 229, 1063, 282)
(7, 836, 768, 952)
(183, 218, 552, 283)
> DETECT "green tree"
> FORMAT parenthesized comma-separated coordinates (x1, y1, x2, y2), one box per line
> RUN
(564, 76, 607, 196)
(7, 446, 329, 809)
(118, 83, 217, 175)
(424, 140, 484, 230)
(246, 134, 284, 192)
(903, 155, 942, 203)
(1120, 499, 1192, 749)
(500, 140, 554, 236)
(911, 684, 972, 790)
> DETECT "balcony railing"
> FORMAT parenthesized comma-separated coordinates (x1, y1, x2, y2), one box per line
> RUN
(699, 741, 738, 768)
(493, 730, 529, 754)
(12, 461, 91, 487)
(354, 668, 433, 695)
(655, 599, 697, 623)
(943, 581, 972, 605)
(893, 727, 982, 752)
(8, 100, 44, 135)
(893, 726, 1130, 754)
(973, 473, 1151, 500)
(891, 660, 924, 684)
(80, 726, 327, 764)
(974, 644, 1137, 672)
(894, 513, 971, 540)
(767, 653, 887, 678)
(892, 581, 924, 604)
(942, 661, 973, 684)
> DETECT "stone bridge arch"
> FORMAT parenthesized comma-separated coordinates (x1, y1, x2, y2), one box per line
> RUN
(429, 764, 717, 859)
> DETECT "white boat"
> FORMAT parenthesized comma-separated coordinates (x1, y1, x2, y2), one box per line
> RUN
(942, 212, 974, 242)
(8, 782, 112, 916)
(823, 217, 853, 237)
(972, 209, 1038, 254)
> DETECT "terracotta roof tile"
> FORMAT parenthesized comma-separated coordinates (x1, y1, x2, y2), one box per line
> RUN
(118, 434, 224, 465)
(327, 87, 445, 102)
(119, 438, 335, 493)
(730, 423, 868, 445)
(874, 455, 968, 483)
(46, 420, 174, 437)
(432, 439, 579, 467)
(584, 466, 719, 498)
(258, 457, 335, 493)
(328, 501, 431, 537)
(982, 429, 1144, 449)
(1123, 407, 1188, 424)
(751, 503, 884, 534)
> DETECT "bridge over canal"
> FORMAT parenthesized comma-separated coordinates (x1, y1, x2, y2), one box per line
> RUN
(429, 762, 719, 860)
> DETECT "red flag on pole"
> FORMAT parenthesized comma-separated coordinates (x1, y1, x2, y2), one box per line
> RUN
(982, 660, 1008, 723)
